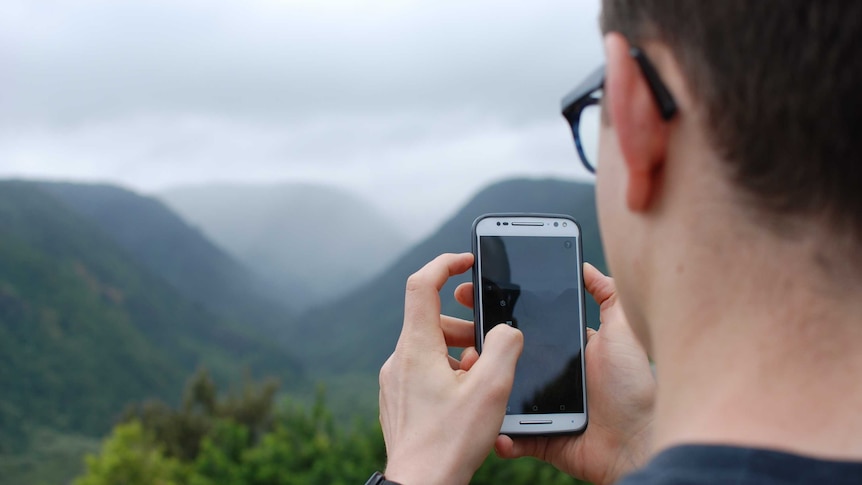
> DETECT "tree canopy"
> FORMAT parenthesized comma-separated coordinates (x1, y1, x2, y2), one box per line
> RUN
(75, 369, 585, 484)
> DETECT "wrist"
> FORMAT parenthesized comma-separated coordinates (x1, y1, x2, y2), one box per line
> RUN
(599, 421, 653, 484)
(385, 456, 470, 485)
(383, 466, 447, 485)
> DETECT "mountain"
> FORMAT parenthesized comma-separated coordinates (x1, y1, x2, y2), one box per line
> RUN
(0, 181, 303, 454)
(296, 178, 606, 375)
(157, 183, 408, 310)
(36, 182, 295, 335)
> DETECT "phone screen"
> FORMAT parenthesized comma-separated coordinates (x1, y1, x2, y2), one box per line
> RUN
(478, 235, 585, 415)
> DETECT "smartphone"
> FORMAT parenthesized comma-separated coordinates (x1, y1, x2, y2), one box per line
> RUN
(472, 213, 588, 435)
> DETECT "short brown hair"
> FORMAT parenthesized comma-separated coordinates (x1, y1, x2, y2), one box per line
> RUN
(602, 1, 862, 240)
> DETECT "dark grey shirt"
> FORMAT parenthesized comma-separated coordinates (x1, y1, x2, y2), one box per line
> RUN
(618, 445, 862, 484)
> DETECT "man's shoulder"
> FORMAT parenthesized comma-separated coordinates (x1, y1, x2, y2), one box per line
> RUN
(617, 444, 862, 485)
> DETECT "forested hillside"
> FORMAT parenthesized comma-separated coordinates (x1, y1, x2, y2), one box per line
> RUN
(0, 182, 303, 482)
(36, 182, 295, 334)
(0, 177, 601, 484)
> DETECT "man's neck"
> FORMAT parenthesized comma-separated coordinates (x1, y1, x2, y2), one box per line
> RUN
(648, 226, 862, 461)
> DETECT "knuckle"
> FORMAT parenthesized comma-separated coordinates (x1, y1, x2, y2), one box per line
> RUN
(378, 356, 394, 385)
(379, 347, 419, 387)
(484, 377, 512, 403)
(405, 272, 428, 293)
(508, 326, 524, 346)
(491, 324, 523, 349)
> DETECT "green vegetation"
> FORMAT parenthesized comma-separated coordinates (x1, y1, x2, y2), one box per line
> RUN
(0, 182, 303, 483)
(0, 178, 603, 484)
(37, 182, 297, 332)
(0, 428, 100, 485)
(74, 371, 586, 485)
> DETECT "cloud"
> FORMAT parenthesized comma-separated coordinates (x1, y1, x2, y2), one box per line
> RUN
(0, 0, 602, 239)
(0, 110, 585, 239)
(3, 0, 602, 125)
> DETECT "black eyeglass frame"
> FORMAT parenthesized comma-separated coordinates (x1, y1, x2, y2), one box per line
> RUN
(560, 47, 678, 173)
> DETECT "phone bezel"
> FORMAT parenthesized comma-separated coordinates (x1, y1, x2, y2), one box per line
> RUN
(471, 213, 588, 435)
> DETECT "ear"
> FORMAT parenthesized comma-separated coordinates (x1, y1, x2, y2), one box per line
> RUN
(604, 33, 670, 212)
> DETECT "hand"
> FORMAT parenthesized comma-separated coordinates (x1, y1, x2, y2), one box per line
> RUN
(455, 263, 656, 485)
(379, 253, 524, 485)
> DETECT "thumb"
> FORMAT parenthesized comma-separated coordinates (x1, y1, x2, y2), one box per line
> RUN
(583, 262, 616, 308)
(470, 324, 523, 389)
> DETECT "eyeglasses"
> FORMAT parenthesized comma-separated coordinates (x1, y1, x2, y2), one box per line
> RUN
(560, 47, 678, 174)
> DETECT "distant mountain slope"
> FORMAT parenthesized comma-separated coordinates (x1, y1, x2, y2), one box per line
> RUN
(36, 182, 295, 335)
(0, 181, 303, 452)
(297, 178, 605, 374)
(158, 183, 408, 310)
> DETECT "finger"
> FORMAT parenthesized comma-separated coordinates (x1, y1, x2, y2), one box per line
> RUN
(459, 346, 479, 371)
(448, 355, 461, 371)
(468, 324, 523, 392)
(440, 315, 475, 348)
(494, 435, 518, 459)
(454, 282, 474, 310)
(583, 262, 616, 307)
(495, 434, 546, 461)
(586, 327, 597, 343)
(400, 253, 474, 348)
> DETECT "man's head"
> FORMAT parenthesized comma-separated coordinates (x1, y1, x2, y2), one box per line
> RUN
(591, 1, 862, 348)
(600, 0, 862, 232)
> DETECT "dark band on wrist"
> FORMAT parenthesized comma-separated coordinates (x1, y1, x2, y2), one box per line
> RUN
(365, 471, 402, 485)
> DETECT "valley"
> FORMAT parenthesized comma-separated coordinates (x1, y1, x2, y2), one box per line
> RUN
(0, 177, 603, 484)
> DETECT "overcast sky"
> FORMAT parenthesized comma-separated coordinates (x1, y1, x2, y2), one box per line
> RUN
(1, 0, 603, 241)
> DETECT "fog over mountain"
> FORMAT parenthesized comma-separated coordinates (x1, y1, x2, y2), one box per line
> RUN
(0, 180, 303, 456)
(35, 181, 296, 325)
(1, 0, 601, 244)
(158, 183, 408, 309)
(297, 177, 604, 374)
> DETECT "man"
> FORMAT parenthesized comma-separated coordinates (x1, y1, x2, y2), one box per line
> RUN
(374, 1, 862, 484)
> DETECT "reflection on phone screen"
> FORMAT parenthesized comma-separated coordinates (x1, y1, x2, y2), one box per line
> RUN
(479, 235, 584, 414)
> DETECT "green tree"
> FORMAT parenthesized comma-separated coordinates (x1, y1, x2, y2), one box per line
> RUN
(237, 395, 386, 485)
(76, 370, 586, 485)
(122, 368, 279, 460)
(186, 420, 249, 485)
(73, 421, 180, 485)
